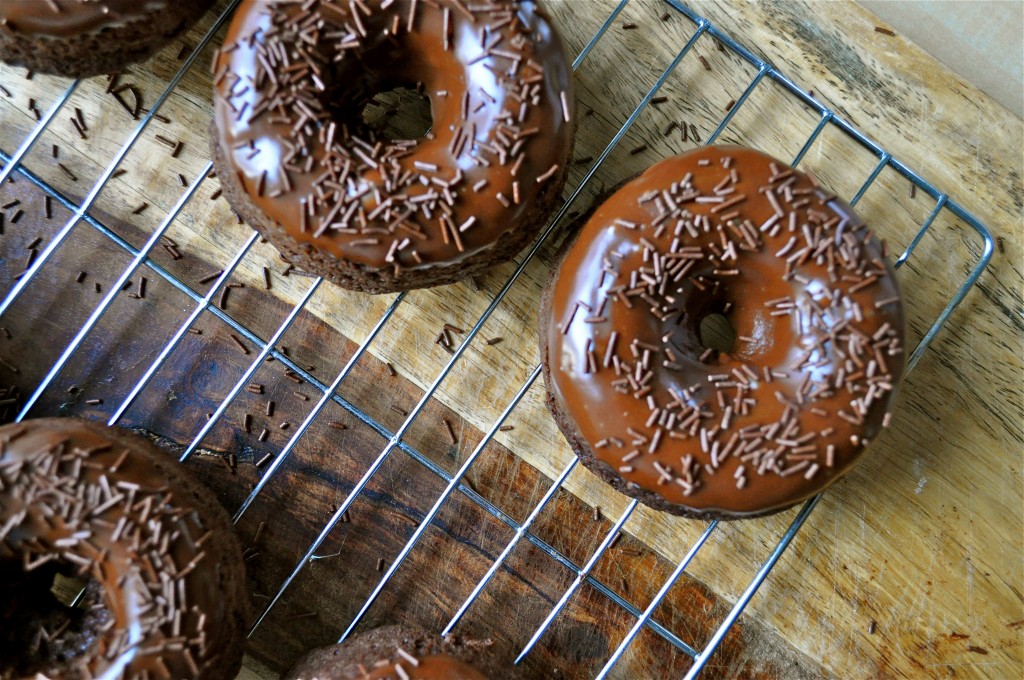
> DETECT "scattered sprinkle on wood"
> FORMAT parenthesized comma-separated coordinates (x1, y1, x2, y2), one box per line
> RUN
(229, 334, 249, 354)
(386, 362, 397, 377)
(650, 95, 668, 105)
(70, 116, 87, 140)
(725, 99, 736, 112)
(285, 611, 317, 621)
(874, 26, 895, 36)
(997, 236, 1005, 254)
(198, 270, 223, 285)
(499, 424, 514, 432)
(109, 84, 142, 119)
(443, 418, 458, 445)
(698, 54, 711, 71)
(621, 22, 637, 30)
(485, 337, 503, 346)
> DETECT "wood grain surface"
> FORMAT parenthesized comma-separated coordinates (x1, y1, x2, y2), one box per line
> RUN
(0, 0, 1020, 678)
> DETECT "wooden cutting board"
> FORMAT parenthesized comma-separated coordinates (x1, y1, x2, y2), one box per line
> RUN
(0, 0, 1020, 678)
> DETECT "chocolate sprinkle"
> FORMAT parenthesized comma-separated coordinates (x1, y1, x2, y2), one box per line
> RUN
(198, 270, 223, 285)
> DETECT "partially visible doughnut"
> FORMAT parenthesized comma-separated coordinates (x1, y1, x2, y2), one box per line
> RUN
(0, 418, 248, 679)
(283, 624, 523, 680)
(0, 1, 214, 78)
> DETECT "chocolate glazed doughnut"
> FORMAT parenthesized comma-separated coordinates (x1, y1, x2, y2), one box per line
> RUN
(541, 146, 906, 519)
(210, 0, 575, 293)
(0, 1, 214, 78)
(283, 624, 525, 679)
(0, 418, 248, 679)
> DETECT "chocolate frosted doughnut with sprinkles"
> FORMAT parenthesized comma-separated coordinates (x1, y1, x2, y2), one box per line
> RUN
(541, 146, 905, 519)
(210, 0, 575, 293)
(0, 0, 214, 78)
(283, 624, 525, 679)
(0, 418, 248, 679)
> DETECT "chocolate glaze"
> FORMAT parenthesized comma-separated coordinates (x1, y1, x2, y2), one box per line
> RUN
(544, 146, 905, 517)
(361, 654, 488, 679)
(283, 625, 517, 680)
(211, 0, 574, 278)
(0, 1, 171, 37)
(0, 418, 245, 679)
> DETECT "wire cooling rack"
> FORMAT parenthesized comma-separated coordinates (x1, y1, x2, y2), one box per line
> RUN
(0, 0, 995, 677)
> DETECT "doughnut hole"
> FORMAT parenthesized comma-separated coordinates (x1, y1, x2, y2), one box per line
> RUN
(699, 312, 737, 354)
(0, 559, 109, 676)
(361, 84, 434, 141)
(323, 34, 438, 144)
(662, 286, 734, 359)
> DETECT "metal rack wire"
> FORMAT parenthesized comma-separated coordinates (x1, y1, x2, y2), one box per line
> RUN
(0, 0, 995, 677)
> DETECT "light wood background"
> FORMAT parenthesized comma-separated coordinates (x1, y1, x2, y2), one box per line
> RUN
(0, 0, 1020, 678)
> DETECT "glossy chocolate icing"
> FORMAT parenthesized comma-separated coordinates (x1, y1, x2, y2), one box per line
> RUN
(211, 0, 574, 276)
(0, 418, 238, 679)
(0, 1, 171, 37)
(544, 146, 905, 517)
(361, 653, 488, 679)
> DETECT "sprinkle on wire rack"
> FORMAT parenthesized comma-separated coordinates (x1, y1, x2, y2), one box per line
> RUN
(0, 0, 994, 677)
